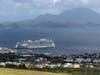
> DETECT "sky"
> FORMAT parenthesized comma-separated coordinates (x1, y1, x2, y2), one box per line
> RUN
(0, 0, 100, 23)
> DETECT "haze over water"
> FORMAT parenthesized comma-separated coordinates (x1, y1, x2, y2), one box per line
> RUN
(0, 26, 100, 54)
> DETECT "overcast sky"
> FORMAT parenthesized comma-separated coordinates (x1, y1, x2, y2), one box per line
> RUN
(0, 0, 100, 22)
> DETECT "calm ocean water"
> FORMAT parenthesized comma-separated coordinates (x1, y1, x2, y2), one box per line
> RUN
(0, 27, 100, 54)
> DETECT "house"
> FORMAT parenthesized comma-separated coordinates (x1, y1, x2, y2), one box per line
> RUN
(75, 58, 84, 63)
(0, 62, 6, 67)
(72, 64, 80, 68)
(47, 63, 61, 68)
(35, 64, 46, 69)
(63, 58, 74, 63)
(93, 59, 100, 63)
(62, 63, 72, 68)
(83, 58, 91, 63)
(85, 64, 94, 68)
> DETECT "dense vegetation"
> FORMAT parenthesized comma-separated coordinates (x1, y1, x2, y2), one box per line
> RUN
(0, 68, 69, 75)
(31, 67, 100, 75)
(1, 67, 100, 75)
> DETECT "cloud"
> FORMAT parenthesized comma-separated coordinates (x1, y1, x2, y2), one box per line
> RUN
(53, 0, 61, 5)
(0, 0, 100, 22)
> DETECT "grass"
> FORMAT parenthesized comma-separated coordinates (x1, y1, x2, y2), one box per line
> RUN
(0, 68, 71, 75)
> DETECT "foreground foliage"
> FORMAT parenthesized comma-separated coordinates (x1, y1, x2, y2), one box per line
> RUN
(0, 68, 70, 75)
(1, 67, 100, 75)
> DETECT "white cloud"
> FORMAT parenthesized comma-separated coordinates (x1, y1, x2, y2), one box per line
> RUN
(16, 2, 22, 7)
(0, 0, 100, 22)
(53, 0, 61, 5)
(81, 0, 89, 4)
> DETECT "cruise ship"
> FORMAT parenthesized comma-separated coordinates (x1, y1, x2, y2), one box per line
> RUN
(15, 39, 55, 49)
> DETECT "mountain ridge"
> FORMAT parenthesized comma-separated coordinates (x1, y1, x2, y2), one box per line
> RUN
(1, 7, 100, 29)
(34, 7, 100, 23)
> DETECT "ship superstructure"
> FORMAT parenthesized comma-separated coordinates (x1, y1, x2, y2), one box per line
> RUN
(15, 39, 55, 49)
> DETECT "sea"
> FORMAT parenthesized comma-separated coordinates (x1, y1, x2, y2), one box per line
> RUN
(0, 26, 100, 54)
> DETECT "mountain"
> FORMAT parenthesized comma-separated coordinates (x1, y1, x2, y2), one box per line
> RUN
(34, 7, 100, 23)
(1, 7, 100, 29)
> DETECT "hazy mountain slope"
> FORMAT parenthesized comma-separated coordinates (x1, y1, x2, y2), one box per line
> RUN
(1, 7, 100, 29)
(34, 8, 100, 23)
